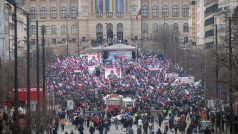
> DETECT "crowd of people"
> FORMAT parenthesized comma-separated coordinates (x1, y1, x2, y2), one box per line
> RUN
(45, 52, 213, 134)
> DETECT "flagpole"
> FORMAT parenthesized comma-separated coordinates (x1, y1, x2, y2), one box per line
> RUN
(140, 0, 142, 41)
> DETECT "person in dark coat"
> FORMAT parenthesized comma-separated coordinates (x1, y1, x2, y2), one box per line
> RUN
(98, 124, 104, 134)
(0, 120, 3, 134)
(70, 130, 75, 134)
(204, 126, 211, 134)
(89, 125, 95, 134)
(156, 128, 162, 134)
(78, 125, 84, 134)
(137, 126, 142, 134)
(143, 120, 149, 134)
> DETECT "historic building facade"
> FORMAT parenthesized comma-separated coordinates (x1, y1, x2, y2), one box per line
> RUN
(24, 0, 190, 45)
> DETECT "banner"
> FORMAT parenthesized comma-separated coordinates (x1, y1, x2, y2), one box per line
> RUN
(105, 68, 121, 79)
(87, 53, 101, 66)
(116, 0, 124, 12)
(88, 66, 97, 74)
(108, 51, 132, 60)
(96, 0, 103, 12)
(67, 100, 74, 110)
(106, 0, 113, 12)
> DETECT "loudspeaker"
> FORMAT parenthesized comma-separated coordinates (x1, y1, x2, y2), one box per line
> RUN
(103, 51, 109, 59)
(95, 68, 100, 77)
(132, 51, 136, 59)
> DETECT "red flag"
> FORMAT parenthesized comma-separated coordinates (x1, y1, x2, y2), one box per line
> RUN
(136, 8, 141, 22)
(78, 84, 83, 90)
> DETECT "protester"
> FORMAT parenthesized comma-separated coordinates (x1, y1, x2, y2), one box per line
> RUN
(89, 125, 95, 134)
(45, 53, 207, 134)
(78, 125, 84, 134)
(156, 128, 162, 134)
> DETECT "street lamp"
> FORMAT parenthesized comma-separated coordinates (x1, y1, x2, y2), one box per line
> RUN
(65, 14, 70, 56)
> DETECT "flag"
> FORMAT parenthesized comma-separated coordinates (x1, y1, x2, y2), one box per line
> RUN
(136, 8, 141, 22)
(185, 90, 189, 95)
(78, 84, 83, 90)
(166, 98, 171, 103)
(148, 85, 154, 90)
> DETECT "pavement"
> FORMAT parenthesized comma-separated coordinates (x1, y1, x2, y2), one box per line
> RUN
(57, 116, 191, 134)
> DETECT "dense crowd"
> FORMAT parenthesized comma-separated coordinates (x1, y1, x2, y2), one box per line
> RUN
(45, 52, 212, 134)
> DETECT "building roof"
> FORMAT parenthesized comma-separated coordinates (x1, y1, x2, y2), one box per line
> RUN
(103, 44, 136, 51)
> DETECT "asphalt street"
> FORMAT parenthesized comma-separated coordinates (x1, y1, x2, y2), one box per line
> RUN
(57, 116, 193, 134)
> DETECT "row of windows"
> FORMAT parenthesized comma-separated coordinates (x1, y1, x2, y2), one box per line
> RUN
(30, 23, 189, 36)
(205, 17, 214, 26)
(205, 29, 214, 38)
(141, 23, 189, 33)
(31, 24, 78, 35)
(96, 23, 124, 33)
(140, 5, 189, 17)
(95, 4, 190, 17)
(29, 5, 189, 19)
(30, 6, 78, 19)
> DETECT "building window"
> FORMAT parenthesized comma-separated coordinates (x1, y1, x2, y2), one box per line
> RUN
(182, 5, 189, 17)
(131, 7, 137, 16)
(30, 7, 36, 19)
(95, 0, 103, 17)
(96, 12, 103, 17)
(183, 23, 189, 32)
(71, 6, 78, 18)
(172, 5, 179, 17)
(96, 23, 103, 40)
(51, 25, 57, 35)
(50, 7, 57, 19)
(116, 12, 123, 17)
(40, 7, 47, 19)
(142, 23, 148, 33)
(205, 42, 214, 49)
(71, 24, 78, 34)
(205, 17, 214, 26)
(205, 29, 214, 38)
(141, 5, 148, 17)
(152, 5, 158, 17)
(173, 23, 179, 32)
(52, 39, 56, 44)
(152, 23, 158, 33)
(117, 23, 123, 32)
(106, 12, 113, 17)
(61, 25, 67, 35)
(162, 5, 169, 17)
(116, 0, 124, 17)
(106, 0, 114, 17)
(117, 23, 123, 40)
(163, 23, 169, 31)
(60, 6, 67, 18)
(31, 25, 36, 35)
(184, 37, 189, 44)
(82, 7, 88, 16)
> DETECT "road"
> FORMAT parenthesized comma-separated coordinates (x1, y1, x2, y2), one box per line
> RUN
(57, 116, 192, 134)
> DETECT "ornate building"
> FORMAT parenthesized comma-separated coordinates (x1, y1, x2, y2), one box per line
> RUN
(24, 0, 190, 45)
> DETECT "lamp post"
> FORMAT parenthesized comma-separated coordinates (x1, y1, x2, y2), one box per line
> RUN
(35, 20, 41, 134)
(41, 25, 46, 115)
(65, 14, 69, 56)
(105, 23, 108, 44)
(77, 19, 80, 56)
(25, 12, 32, 134)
